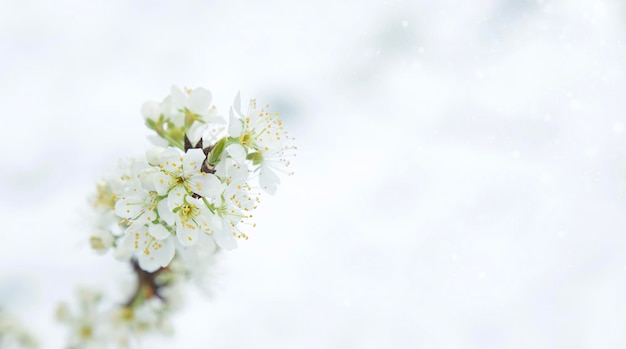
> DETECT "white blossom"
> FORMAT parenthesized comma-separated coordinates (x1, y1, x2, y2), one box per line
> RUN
(57, 288, 109, 349)
(210, 182, 258, 250)
(229, 96, 294, 194)
(151, 147, 224, 201)
(158, 193, 214, 247)
(143, 86, 222, 127)
(214, 143, 249, 186)
(114, 181, 159, 228)
(121, 223, 175, 272)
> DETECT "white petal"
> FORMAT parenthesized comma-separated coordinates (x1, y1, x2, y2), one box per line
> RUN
(162, 94, 183, 126)
(138, 236, 175, 272)
(138, 258, 160, 273)
(114, 196, 143, 219)
(124, 221, 146, 236)
(233, 91, 241, 115)
(188, 88, 212, 114)
(146, 147, 166, 166)
(149, 223, 170, 240)
(153, 172, 171, 196)
(141, 101, 161, 121)
(139, 205, 157, 224)
(176, 223, 199, 246)
(157, 198, 175, 226)
(226, 143, 246, 163)
(147, 134, 169, 147)
(213, 229, 237, 250)
(194, 207, 213, 233)
(229, 162, 249, 185)
(160, 95, 172, 115)
(196, 231, 218, 253)
(183, 148, 206, 173)
(139, 170, 158, 192)
(190, 172, 225, 199)
(113, 236, 134, 262)
(137, 238, 175, 273)
(246, 99, 257, 119)
(167, 186, 187, 209)
(259, 164, 280, 195)
(169, 86, 186, 109)
(169, 111, 185, 127)
(186, 121, 208, 145)
(228, 108, 243, 137)
(160, 148, 184, 172)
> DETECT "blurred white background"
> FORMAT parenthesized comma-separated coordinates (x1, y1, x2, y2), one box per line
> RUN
(2, 0, 626, 347)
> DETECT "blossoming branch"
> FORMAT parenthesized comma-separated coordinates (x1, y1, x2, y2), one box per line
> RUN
(58, 86, 296, 347)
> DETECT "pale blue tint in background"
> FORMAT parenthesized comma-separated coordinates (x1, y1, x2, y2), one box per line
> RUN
(1, 0, 626, 347)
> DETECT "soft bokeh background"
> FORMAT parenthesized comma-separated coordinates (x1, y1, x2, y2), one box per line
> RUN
(2, 0, 626, 347)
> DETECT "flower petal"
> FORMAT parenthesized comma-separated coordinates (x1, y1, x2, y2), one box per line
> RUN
(138, 236, 175, 272)
(149, 223, 170, 240)
(213, 229, 237, 250)
(176, 223, 198, 246)
(141, 101, 161, 121)
(228, 108, 243, 137)
(114, 195, 144, 219)
(259, 164, 280, 195)
(160, 148, 183, 173)
(153, 172, 171, 196)
(226, 143, 246, 164)
(186, 121, 208, 146)
(233, 91, 241, 116)
(190, 172, 224, 199)
(114, 234, 134, 262)
(167, 186, 186, 209)
(169, 86, 186, 110)
(187, 88, 212, 114)
(146, 147, 166, 166)
(147, 135, 169, 147)
(157, 199, 175, 226)
(183, 148, 206, 173)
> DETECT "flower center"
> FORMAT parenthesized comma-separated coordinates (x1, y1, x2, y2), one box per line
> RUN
(240, 132, 252, 148)
(181, 204, 192, 216)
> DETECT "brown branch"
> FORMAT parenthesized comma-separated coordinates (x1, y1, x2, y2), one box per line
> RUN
(124, 260, 167, 308)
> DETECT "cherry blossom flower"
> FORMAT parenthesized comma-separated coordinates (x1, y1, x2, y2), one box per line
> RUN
(151, 148, 224, 201)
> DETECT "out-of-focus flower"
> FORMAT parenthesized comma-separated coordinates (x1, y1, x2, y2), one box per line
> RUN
(0, 308, 39, 349)
(56, 288, 108, 349)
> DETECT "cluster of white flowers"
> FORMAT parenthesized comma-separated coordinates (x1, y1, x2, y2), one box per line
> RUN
(61, 85, 294, 348)
(88, 86, 295, 272)
(57, 288, 174, 349)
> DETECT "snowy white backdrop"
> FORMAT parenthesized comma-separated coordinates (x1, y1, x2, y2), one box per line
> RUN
(2, 0, 626, 347)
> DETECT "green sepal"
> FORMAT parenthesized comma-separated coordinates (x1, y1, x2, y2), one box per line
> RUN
(247, 151, 263, 166)
(145, 118, 157, 130)
(184, 108, 204, 126)
(208, 137, 227, 165)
